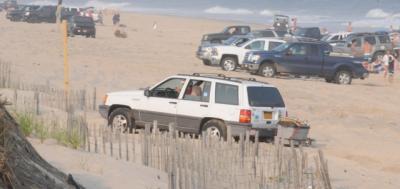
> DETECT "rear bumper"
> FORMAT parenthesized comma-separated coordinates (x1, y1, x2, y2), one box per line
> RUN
(227, 122, 277, 137)
(98, 105, 109, 119)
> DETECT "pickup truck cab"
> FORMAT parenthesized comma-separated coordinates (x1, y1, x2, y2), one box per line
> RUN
(201, 25, 251, 45)
(243, 41, 369, 84)
(209, 38, 286, 71)
(99, 73, 287, 139)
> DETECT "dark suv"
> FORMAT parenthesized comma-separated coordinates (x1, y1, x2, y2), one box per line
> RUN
(201, 25, 251, 44)
(334, 32, 392, 62)
(67, 15, 96, 38)
(6, 5, 40, 22)
(24, 5, 57, 23)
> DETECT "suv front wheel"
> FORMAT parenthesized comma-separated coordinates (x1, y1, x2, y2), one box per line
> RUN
(221, 57, 237, 71)
(108, 108, 133, 133)
(258, 64, 276, 77)
(202, 120, 227, 140)
(335, 70, 352, 85)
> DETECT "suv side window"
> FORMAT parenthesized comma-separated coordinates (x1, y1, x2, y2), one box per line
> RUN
(331, 35, 339, 41)
(288, 44, 307, 55)
(183, 80, 211, 102)
(364, 36, 376, 45)
(268, 41, 283, 50)
(351, 38, 362, 47)
(151, 78, 186, 99)
(215, 83, 239, 105)
(378, 35, 390, 44)
(245, 41, 265, 50)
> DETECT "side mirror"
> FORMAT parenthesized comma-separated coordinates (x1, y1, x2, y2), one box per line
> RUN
(285, 50, 292, 56)
(144, 89, 151, 97)
(324, 50, 331, 56)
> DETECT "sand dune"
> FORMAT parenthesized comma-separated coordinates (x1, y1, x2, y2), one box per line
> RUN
(0, 12, 399, 189)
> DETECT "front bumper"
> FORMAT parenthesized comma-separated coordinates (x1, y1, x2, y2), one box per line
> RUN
(196, 50, 212, 60)
(227, 122, 277, 137)
(242, 63, 260, 72)
(98, 105, 109, 119)
(73, 27, 95, 35)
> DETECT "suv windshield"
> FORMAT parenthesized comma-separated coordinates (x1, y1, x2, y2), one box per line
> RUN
(247, 87, 285, 107)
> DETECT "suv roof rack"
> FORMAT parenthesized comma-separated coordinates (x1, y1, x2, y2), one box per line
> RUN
(178, 73, 266, 83)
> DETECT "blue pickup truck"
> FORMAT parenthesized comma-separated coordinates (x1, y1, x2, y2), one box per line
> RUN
(242, 41, 369, 84)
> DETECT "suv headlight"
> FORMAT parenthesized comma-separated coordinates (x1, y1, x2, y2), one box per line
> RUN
(248, 54, 260, 63)
(25, 12, 30, 16)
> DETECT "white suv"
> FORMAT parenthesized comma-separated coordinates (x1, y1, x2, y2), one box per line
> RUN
(99, 73, 287, 139)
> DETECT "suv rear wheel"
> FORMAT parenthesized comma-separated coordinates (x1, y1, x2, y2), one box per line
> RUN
(335, 70, 352, 85)
(221, 56, 237, 71)
(258, 64, 276, 77)
(108, 108, 133, 133)
(202, 120, 227, 140)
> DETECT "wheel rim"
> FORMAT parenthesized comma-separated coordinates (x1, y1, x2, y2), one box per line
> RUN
(223, 59, 235, 71)
(206, 126, 221, 138)
(338, 72, 350, 84)
(262, 66, 274, 77)
(112, 115, 127, 133)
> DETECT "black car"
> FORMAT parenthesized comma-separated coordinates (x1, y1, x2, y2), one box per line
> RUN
(6, 5, 40, 22)
(292, 27, 322, 40)
(201, 25, 251, 44)
(24, 5, 57, 23)
(67, 15, 96, 38)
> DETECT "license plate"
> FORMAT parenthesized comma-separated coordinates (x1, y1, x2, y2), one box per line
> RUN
(264, 112, 272, 119)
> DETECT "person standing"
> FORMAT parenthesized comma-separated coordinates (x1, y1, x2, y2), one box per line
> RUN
(112, 13, 120, 26)
(383, 50, 395, 83)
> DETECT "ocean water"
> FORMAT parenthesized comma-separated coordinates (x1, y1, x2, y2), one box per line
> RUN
(21, 0, 400, 32)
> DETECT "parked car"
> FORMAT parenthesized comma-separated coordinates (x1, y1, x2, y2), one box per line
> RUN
(99, 73, 287, 139)
(243, 41, 369, 84)
(208, 38, 286, 71)
(196, 35, 252, 65)
(273, 14, 290, 32)
(201, 25, 251, 44)
(321, 32, 352, 46)
(333, 32, 392, 62)
(67, 15, 96, 38)
(6, 5, 39, 22)
(24, 5, 57, 23)
(291, 27, 322, 40)
(1, 0, 17, 11)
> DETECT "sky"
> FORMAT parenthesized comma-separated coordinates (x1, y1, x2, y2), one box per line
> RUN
(20, 0, 400, 32)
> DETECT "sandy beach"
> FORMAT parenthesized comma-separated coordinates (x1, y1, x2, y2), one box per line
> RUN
(0, 11, 399, 189)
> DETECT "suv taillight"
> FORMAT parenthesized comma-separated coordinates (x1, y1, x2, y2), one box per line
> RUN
(239, 109, 251, 123)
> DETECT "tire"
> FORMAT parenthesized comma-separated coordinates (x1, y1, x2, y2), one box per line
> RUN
(372, 51, 385, 63)
(220, 56, 237, 71)
(202, 120, 227, 140)
(258, 63, 276, 77)
(202, 59, 211, 66)
(334, 70, 352, 85)
(325, 78, 333, 83)
(108, 108, 133, 133)
(91, 34, 96, 38)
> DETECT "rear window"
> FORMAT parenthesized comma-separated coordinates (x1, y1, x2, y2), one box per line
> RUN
(247, 87, 285, 107)
(215, 83, 238, 105)
(74, 16, 93, 23)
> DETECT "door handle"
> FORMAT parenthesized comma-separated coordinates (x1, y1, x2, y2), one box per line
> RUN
(200, 104, 208, 107)
(169, 102, 177, 104)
